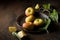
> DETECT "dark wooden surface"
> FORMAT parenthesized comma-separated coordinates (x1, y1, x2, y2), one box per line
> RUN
(0, 0, 60, 40)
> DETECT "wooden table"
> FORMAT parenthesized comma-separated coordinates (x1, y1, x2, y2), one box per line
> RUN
(0, 0, 60, 40)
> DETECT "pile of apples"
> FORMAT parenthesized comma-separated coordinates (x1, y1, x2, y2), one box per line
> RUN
(22, 4, 44, 30)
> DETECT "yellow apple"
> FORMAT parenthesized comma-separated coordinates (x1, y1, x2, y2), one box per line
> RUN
(9, 26, 17, 32)
(33, 18, 43, 26)
(25, 15, 35, 23)
(25, 7, 34, 16)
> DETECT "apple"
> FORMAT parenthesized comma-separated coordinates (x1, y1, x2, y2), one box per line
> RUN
(9, 27, 17, 32)
(25, 7, 34, 16)
(25, 15, 35, 23)
(17, 31, 26, 38)
(35, 4, 40, 10)
(22, 22, 33, 30)
(33, 18, 43, 26)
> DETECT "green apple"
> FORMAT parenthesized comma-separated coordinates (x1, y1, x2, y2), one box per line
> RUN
(33, 18, 43, 26)
(22, 22, 33, 30)
(35, 4, 40, 10)
(17, 31, 26, 38)
(25, 15, 35, 23)
(25, 7, 34, 16)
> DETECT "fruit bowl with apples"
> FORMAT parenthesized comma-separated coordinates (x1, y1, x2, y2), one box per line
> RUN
(16, 3, 59, 33)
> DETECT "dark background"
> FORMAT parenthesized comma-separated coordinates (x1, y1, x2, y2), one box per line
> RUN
(0, 0, 60, 40)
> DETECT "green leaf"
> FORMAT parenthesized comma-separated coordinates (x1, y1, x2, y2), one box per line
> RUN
(50, 9, 58, 23)
(43, 3, 50, 10)
(40, 18, 51, 30)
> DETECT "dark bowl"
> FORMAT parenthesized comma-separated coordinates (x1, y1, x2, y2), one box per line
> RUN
(16, 14, 47, 34)
(16, 14, 60, 34)
(16, 3, 60, 34)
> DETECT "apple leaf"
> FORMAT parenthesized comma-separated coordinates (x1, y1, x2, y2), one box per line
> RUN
(39, 13, 51, 30)
(50, 9, 58, 23)
(40, 18, 51, 30)
(43, 3, 50, 10)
